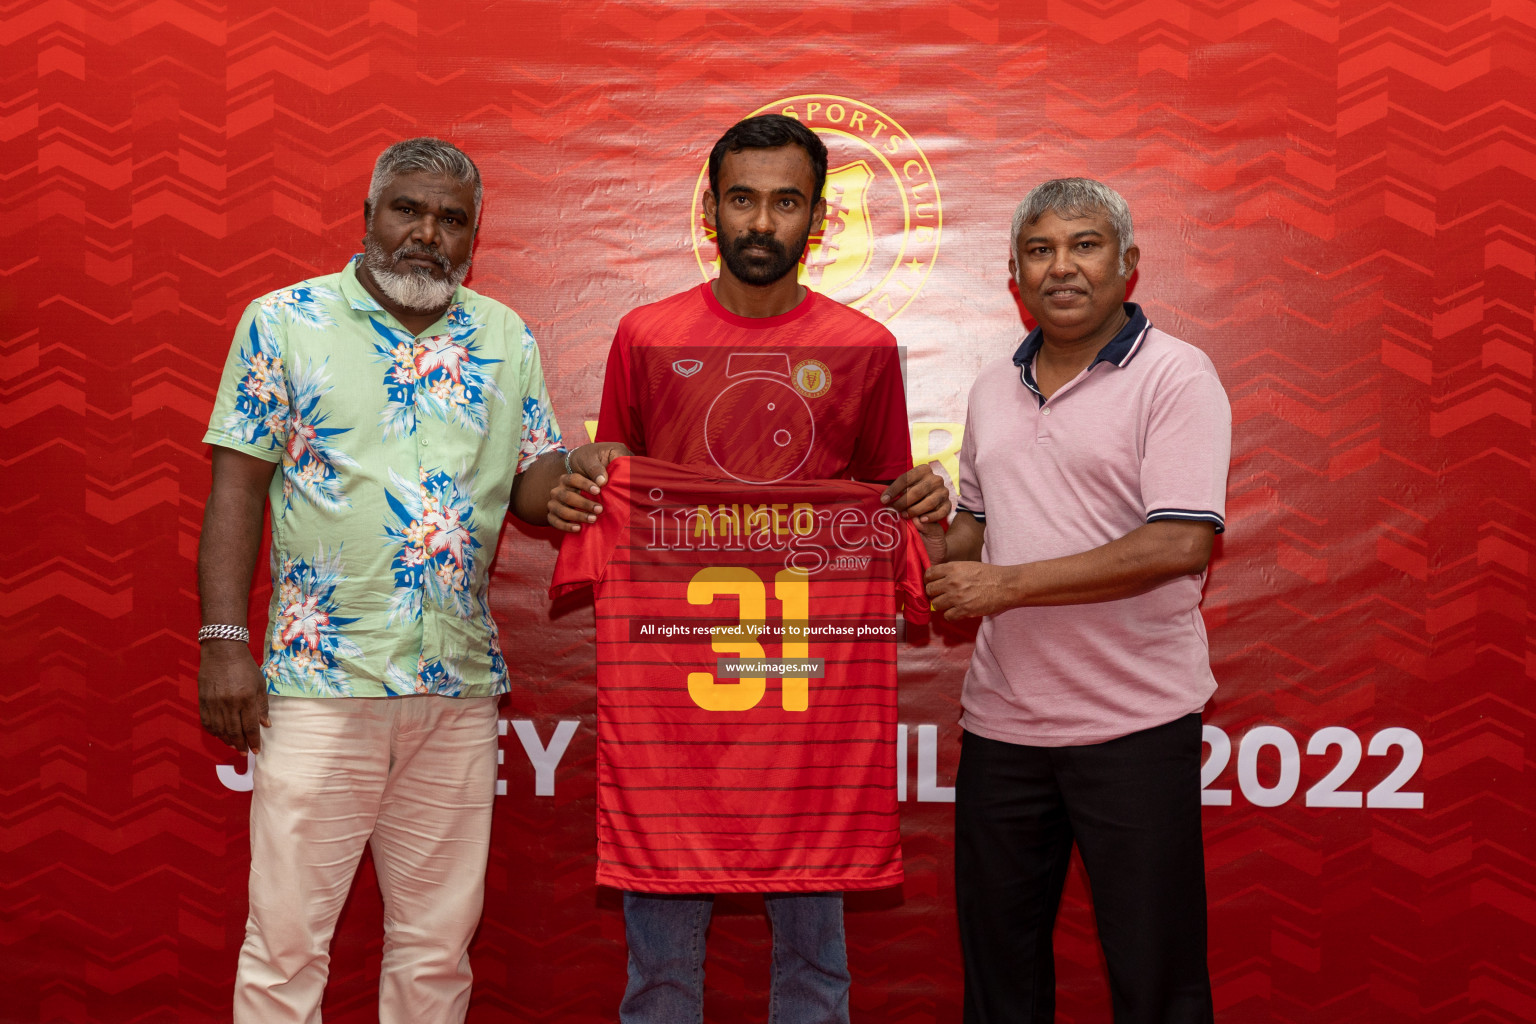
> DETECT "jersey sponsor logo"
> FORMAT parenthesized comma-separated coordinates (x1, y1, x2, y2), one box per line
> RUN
(672, 358, 703, 378)
(690, 95, 942, 324)
(792, 358, 831, 398)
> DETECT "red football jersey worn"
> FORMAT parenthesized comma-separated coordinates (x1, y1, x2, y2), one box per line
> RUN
(551, 458, 931, 893)
(595, 283, 912, 484)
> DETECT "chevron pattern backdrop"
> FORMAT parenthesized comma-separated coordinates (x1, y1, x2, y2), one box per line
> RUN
(3, 0, 1534, 1021)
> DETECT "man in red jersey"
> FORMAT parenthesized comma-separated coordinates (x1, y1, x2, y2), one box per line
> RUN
(547, 114, 949, 1024)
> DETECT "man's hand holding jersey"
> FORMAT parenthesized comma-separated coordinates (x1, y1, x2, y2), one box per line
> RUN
(547, 442, 633, 532)
(881, 463, 952, 566)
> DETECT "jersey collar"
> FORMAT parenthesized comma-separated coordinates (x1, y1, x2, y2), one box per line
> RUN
(700, 280, 817, 329)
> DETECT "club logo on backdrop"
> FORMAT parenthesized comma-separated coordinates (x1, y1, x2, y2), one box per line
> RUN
(691, 95, 942, 324)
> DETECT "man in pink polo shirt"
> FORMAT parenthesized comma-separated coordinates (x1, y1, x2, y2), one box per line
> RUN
(925, 178, 1230, 1024)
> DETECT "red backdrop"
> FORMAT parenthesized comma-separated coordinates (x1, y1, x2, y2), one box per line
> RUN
(4, 1, 1535, 1021)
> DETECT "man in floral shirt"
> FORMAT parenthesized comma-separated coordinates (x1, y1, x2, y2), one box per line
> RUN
(197, 137, 617, 1023)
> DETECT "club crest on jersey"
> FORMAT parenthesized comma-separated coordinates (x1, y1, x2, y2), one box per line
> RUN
(673, 359, 703, 378)
(792, 359, 831, 398)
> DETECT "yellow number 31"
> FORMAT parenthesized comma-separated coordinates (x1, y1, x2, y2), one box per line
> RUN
(685, 567, 810, 712)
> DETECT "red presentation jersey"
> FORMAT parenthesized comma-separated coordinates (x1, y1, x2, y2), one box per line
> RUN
(595, 282, 912, 484)
(551, 458, 931, 893)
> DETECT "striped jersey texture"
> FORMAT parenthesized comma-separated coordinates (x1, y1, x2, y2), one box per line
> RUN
(552, 457, 930, 893)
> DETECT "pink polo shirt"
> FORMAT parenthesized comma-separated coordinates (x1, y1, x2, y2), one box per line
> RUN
(956, 304, 1231, 747)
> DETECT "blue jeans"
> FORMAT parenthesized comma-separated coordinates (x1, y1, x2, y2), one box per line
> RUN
(619, 891, 851, 1024)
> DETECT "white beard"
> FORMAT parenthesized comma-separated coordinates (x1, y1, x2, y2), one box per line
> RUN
(363, 236, 471, 312)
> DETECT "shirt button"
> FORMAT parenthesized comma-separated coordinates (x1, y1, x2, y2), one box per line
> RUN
(1041, 407, 1052, 416)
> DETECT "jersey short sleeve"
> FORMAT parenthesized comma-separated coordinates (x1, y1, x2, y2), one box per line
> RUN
(1140, 360, 1231, 533)
(594, 321, 644, 453)
(898, 524, 932, 623)
(549, 469, 629, 599)
(846, 342, 914, 483)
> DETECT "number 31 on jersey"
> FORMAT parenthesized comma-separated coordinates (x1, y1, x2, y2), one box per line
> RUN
(686, 567, 809, 712)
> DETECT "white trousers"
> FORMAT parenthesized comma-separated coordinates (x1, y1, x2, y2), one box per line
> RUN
(233, 694, 500, 1024)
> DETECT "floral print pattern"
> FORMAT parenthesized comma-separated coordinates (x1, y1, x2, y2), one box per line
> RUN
(223, 318, 290, 449)
(204, 262, 561, 699)
(518, 394, 561, 473)
(279, 360, 356, 511)
(369, 304, 505, 440)
(224, 284, 355, 511)
(259, 283, 341, 332)
(482, 593, 509, 689)
(263, 547, 364, 696)
(384, 653, 467, 697)
(384, 466, 480, 624)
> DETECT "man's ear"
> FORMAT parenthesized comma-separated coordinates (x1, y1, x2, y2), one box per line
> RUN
(1120, 244, 1140, 278)
(702, 189, 717, 230)
(811, 196, 827, 235)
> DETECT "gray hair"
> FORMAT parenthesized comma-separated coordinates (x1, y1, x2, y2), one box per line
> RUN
(1010, 177, 1134, 273)
(366, 137, 482, 228)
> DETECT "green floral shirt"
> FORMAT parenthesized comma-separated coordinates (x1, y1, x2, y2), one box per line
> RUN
(204, 257, 563, 698)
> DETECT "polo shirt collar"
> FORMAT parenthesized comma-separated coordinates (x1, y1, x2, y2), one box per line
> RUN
(1011, 302, 1152, 395)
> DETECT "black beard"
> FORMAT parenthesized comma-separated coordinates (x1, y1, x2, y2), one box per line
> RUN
(719, 227, 809, 286)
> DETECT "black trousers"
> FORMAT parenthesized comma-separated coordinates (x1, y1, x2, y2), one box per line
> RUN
(954, 715, 1215, 1024)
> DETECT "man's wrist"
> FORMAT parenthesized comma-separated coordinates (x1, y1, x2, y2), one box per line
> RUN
(200, 633, 256, 664)
(1002, 564, 1032, 608)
